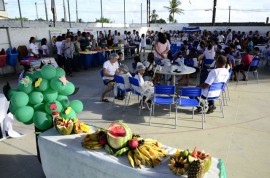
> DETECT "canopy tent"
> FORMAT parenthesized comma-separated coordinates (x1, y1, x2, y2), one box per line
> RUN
(182, 27, 200, 32)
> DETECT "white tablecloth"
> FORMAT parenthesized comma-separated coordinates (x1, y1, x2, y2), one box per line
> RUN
(39, 128, 222, 178)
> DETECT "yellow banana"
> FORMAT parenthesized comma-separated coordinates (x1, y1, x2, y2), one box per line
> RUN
(138, 146, 152, 159)
(152, 158, 161, 167)
(127, 151, 135, 168)
(133, 153, 142, 168)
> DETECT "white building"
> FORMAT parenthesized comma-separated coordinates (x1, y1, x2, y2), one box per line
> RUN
(0, 0, 8, 19)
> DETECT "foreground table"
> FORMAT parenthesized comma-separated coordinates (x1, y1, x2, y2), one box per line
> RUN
(39, 128, 225, 178)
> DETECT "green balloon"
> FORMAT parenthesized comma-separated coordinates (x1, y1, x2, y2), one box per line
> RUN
(45, 101, 63, 115)
(29, 91, 44, 105)
(9, 104, 18, 115)
(24, 72, 35, 80)
(32, 103, 45, 112)
(18, 83, 33, 94)
(32, 71, 42, 81)
(57, 95, 68, 101)
(35, 78, 49, 92)
(33, 111, 53, 131)
(60, 98, 70, 108)
(11, 92, 29, 107)
(55, 67, 66, 78)
(50, 78, 67, 91)
(41, 65, 56, 80)
(70, 100, 83, 113)
(43, 88, 58, 102)
(15, 106, 34, 123)
(59, 82, 75, 96)
(7, 89, 18, 100)
(23, 118, 33, 125)
(60, 108, 76, 119)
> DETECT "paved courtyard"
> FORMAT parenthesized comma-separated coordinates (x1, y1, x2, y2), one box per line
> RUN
(0, 58, 270, 178)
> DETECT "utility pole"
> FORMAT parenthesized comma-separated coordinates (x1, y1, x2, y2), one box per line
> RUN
(35, 2, 38, 20)
(229, 5, 231, 24)
(124, 0, 126, 28)
(147, 0, 150, 27)
(63, 0, 66, 22)
(100, 0, 103, 27)
(67, 0, 71, 27)
(17, 0, 23, 27)
(141, 3, 142, 26)
(212, 0, 217, 26)
(76, 0, 78, 22)
(44, 0, 48, 21)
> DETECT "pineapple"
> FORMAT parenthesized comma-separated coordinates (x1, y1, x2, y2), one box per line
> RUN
(188, 160, 205, 178)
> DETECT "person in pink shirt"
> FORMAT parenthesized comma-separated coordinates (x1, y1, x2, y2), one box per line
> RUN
(233, 48, 253, 81)
(154, 32, 169, 63)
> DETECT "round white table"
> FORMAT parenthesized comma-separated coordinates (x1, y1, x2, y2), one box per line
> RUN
(155, 66, 196, 86)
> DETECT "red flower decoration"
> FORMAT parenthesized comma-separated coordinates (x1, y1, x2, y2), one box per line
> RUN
(50, 103, 57, 110)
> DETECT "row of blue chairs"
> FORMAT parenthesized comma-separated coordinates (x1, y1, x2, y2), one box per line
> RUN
(113, 74, 226, 129)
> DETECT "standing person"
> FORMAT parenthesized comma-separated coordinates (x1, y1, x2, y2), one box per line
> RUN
(140, 34, 146, 57)
(101, 53, 120, 102)
(28, 37, 39, 58)
(98, 33, 107, 49)
(113, 30, 119, 47)
(154, 32, 169, 63)
(62, 36, 75, 77)
(40, 38, 49, 57)
(225, 29, 232, 44)
(106, 34, 114, 48)
(72, 36, 81, 72)
(134, 31, 141, 54)
(55, 36, 64, 68)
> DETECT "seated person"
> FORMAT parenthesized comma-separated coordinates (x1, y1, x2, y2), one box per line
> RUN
(101, 53, 120, 102)
(196, 55, 230, 114)
(114, 64, 132, 100)
(233, 48, 253, 81)
(134, 65, 154, 109)
(117, 51, 124, 65)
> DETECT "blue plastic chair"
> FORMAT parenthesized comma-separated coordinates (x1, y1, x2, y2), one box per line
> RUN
(150, 85, 176, 127)
(204, 82, 225, 118)
(6, 48, 18, 67)
(129, 77, 144, 115)
(176, 87, 205, 129)
(241, 57, 260, 84)
(114, 75, 132, 109)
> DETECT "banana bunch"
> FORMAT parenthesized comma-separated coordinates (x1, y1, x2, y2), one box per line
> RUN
(82, 130, 105, 150)
(127, 138, 168, 168)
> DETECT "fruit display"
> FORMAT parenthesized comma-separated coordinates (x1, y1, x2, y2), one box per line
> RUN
(7, 65, 84, 131)
(54, 116, 90, 135)
(168, 147, 212, 177)
(127, 137, 168, 168)
(107, 121, 132, 150)
(82, 129, 106, 150)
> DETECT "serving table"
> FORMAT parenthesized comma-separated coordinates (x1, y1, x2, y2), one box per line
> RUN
(38, 128, 225, 178)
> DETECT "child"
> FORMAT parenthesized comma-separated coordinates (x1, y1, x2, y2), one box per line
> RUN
(140, 34, 146, 57)
(134, 65, 154, 109)
(114, 64, 132, 100)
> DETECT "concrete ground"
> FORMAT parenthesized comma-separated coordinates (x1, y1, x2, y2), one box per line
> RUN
(0, 56, 270, 178)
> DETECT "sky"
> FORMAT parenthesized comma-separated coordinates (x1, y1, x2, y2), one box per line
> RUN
(4, 0, 270, 24)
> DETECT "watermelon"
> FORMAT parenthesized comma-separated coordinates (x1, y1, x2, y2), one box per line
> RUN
(191, 146, 212, 173)
(54, 116, 74, 135)
(107, 121, 132, 150)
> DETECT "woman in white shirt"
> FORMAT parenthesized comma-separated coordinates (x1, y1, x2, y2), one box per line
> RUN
(41, 38, 49, 57)
(140, 34, 147, 57)
(28, 37, 39, 58)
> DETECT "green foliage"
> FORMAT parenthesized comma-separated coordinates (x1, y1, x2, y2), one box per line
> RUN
(14, 17, 28, 21)
(95, 17, 111, 23)
(150, 18, 166, 24)
(164, 0, 184, 23)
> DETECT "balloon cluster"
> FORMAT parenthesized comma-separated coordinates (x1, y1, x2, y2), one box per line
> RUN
(8, 65, 83, 131)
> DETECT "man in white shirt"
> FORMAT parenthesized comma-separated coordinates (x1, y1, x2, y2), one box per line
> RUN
(203, 44, 215, 60)
(101, 53, 120, 102)
(225, 29, 232, 44)
(196, 55, 229, 114)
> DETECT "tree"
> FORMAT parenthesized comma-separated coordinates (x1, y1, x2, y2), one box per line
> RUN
(150, 9, 159, 23)
(14, 17, 28, 21)
(95, 17, 111, 23)
(150, 18, 166, 24)
(164, 0, 184, 23)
